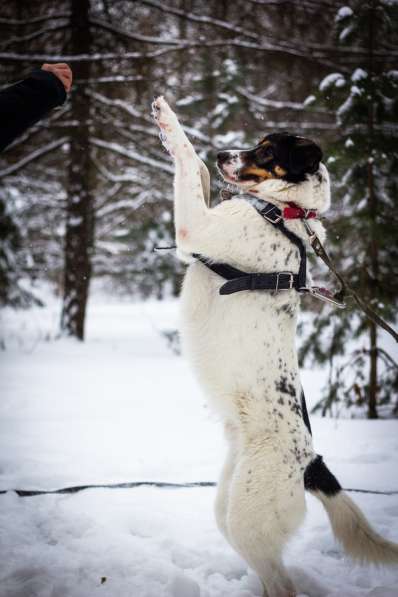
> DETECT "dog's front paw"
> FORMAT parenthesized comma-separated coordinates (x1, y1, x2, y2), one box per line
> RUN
(152, 96, 177, 131)
(152, 96, 185, 156)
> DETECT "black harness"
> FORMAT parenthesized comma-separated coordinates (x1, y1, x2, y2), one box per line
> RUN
(194, 201, 308, 296)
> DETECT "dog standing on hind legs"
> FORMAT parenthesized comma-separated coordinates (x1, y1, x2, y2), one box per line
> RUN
(152, 96, 398, 597)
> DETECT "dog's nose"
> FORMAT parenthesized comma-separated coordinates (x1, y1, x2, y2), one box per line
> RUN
(217, 151, 230, 164)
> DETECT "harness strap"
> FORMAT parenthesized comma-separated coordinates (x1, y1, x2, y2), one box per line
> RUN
(194, 201, 307, 296)
(256, 203, 307, 290)
(193, 253, 299, 295)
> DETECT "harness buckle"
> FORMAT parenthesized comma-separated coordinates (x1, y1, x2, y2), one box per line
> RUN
(274, 271, 294, 293)
(262, 209, 283, 224)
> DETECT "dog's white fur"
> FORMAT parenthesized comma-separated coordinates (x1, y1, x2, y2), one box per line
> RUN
(152, 97, 398, 597)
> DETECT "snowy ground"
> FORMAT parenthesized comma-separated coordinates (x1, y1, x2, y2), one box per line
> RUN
(1, 292, 398, 597)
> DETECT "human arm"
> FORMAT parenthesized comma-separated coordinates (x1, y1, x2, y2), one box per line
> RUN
(0, 63, 72, 152)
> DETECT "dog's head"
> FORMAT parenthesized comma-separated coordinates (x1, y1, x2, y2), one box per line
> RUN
(217, 132, 323, 187)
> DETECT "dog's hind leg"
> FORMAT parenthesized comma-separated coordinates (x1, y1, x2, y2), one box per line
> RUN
(226, 444, 306, 597)
(214, 421, 239, 543)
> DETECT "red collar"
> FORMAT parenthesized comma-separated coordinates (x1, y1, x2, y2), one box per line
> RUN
(283, 202, 317, 219)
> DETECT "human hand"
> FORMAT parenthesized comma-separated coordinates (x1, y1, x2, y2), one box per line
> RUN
(41, 63, 73, 93)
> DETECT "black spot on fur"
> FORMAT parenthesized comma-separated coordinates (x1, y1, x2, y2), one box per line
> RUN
(304, 455, 342, 496)
(284, 249, 293, 265)
(290, 402, 302, 417)
(275, 376, 296, 398)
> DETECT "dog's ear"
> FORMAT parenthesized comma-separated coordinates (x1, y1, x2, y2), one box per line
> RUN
(289, 138, 323, 176)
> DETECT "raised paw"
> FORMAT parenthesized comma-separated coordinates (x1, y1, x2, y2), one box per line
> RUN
(152, 96, 188, 156)
(152, 96, 177, 131)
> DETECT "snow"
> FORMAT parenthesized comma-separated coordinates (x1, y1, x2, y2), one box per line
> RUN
(319, 73, 345, 93)
(303, 95, 316, 107)
(335, 7, 354, 22)
(352, 68, 368, 82)
(1, 293, 398, 597)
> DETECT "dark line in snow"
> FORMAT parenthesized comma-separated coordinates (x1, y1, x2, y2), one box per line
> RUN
(0, 481, 217, 497)
(1, 482, 398, 498)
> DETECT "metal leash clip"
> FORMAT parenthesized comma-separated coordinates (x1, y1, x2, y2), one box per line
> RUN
(305, 286, 346, 309)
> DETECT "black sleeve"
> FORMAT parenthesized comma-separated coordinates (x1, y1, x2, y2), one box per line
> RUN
(0, 69, 67, 153)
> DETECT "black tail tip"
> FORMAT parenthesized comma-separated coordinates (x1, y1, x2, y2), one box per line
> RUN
(304, 455, 342, 496)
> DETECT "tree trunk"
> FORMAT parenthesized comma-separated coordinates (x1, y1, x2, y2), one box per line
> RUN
(60, 0, 93, 340)
(368, 321, 378, 418)
(366, 0, 379, 418)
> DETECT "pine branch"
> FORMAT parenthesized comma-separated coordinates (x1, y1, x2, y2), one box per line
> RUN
(0, 137, 68, 177)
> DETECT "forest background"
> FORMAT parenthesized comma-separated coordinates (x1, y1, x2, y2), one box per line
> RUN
(1, 0, 397, 418)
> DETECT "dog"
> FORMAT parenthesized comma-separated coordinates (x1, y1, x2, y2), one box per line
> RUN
(152, 96, 398, 597)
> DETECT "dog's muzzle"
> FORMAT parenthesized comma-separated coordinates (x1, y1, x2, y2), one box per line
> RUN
(217, 150, 243, 181)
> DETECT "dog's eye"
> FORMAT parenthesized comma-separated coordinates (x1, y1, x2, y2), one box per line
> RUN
(255, 146, 273, 164)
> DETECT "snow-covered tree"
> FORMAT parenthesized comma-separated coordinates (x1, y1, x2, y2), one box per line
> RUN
(300, 0, 398, 418)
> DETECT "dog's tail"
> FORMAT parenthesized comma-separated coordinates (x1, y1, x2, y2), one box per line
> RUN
(304, 455, 398, 565)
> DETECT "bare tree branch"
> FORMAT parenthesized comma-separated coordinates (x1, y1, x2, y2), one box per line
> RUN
(236, 86, 333, 114)
(91, 137, 174, 174)
(75, 74, 143, 84)
(0, 137, 68, 178)
(250, 119, 336, 131)
(1, 40, 390, 69)
(135, 0, 396, 57)
(88, 89, 154, 123)
(89, 17, 185, 45)
(247, 0, 340, 8)
(90, 90, 213, 144)
(0, 13, 71, 26)
(0, 23, 70, 50)
(0, 47, 183, 62)
(91, 155, 143, 184)
(136, 0, 260, 41)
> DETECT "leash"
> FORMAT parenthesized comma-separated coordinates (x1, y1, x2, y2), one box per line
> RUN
(1, 482, 397, 498)
(301, 219, 398, 342)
